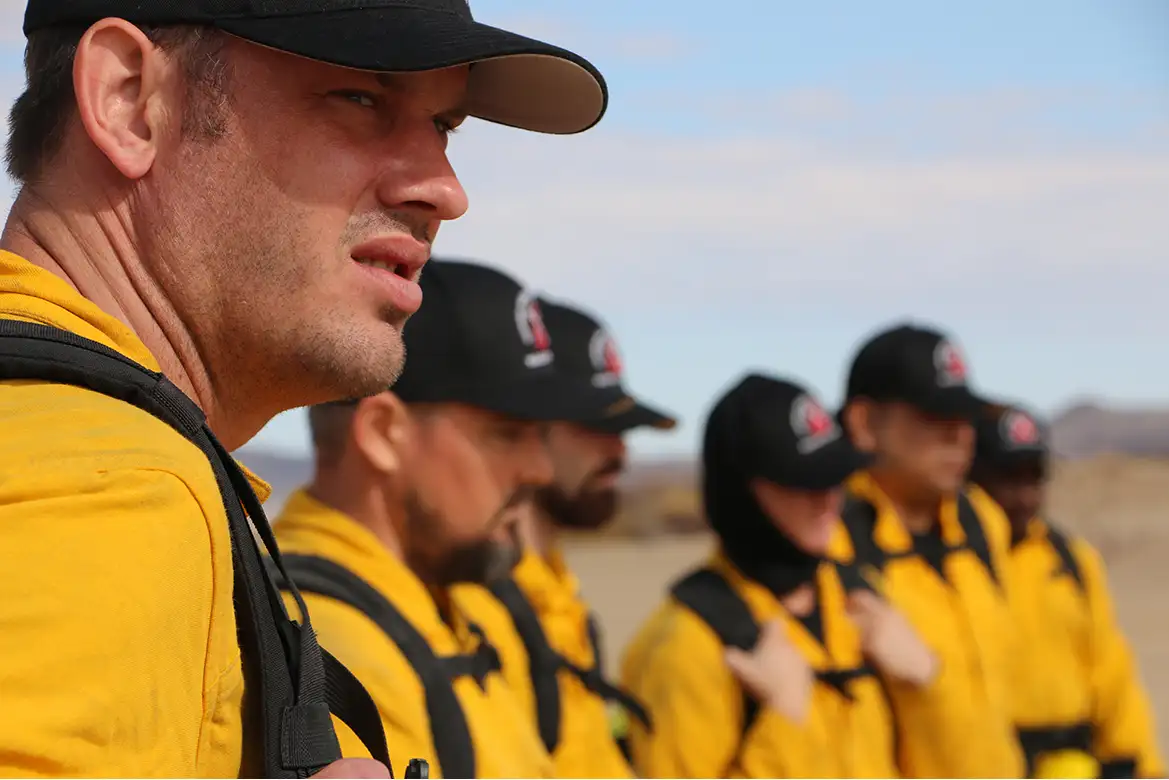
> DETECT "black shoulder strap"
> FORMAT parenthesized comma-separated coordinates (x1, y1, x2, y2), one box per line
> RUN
(670, 568, 762, 736)
(0, 321, 389, 777)
(836, 498, 885, 593)
(586, 611, 605, 678)
(1044, 523, 1085, 592)
(956, 492, 1000, 587)
(489, 578, 565, 753)
(279, 554, 476, 780)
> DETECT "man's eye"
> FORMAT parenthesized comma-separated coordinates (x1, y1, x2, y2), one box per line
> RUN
(333, 91, 377, 108)
(434, 117, 461, 136)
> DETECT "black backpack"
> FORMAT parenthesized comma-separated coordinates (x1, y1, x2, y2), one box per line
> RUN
(1043, 522, 1085, 593)
(277, 554, 507, 779)
(487, 578, 651, 755)
(669, 567, 876, 741)
(0, 321, 390, 778)
(835, 492, 1000, 593)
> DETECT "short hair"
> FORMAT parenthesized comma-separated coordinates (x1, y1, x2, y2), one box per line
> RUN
(6, 24, 229, 185)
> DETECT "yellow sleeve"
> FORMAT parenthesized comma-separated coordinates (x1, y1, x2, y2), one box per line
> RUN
(621, 607, 826, 778)
(1077, 541, 1165, 778)
(0, 470, 223, 777)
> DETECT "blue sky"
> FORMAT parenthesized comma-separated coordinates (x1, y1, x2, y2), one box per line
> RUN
(2, 0, 1167, 460)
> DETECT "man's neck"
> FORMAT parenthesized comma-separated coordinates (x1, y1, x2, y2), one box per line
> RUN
(307, 470, 405, 561)
(867, 466, 944, 535)
(2, 186, 244, 447)
(519, 505, 559, 561)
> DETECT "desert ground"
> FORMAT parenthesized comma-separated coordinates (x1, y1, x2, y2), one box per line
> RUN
(564, 455, 1169, 753)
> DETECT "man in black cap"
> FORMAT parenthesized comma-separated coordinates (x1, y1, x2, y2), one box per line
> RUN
(0, 0, 604, 775)
(835, 321, 1026, 778)
(455, 298, 676, 778)
(274, 259, 608, 777)
(621, 373, 936, 778)
(970, 403, 1164, 779)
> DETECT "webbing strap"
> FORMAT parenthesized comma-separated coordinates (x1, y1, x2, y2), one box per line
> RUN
(0, 320, 389, 777)
(489, 577, 651, 755)
(279, 554, 478, 780)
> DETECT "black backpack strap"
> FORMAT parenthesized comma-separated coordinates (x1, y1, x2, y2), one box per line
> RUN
(488, 578, 565, 752)
(955, 492, 1000, 587)
(586, 611, 606, 678)
(670, 568, 763, 736)
(0, 320, 388, 777)
(1044, 523, 1085, 593)
(279, 555, 475, 780)
(836, 498, 885, 594)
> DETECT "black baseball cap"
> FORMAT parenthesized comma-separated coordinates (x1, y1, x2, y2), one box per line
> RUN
(23, 0, 607, 135)
(844, 322, 987, 420)
(393, 258, 598, 422)
(714, 373, 869, 491)
(975, 401, 1048, 471)
(537, 298, 677, 434)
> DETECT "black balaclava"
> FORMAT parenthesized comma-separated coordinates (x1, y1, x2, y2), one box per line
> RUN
(702, 376, 822, 598)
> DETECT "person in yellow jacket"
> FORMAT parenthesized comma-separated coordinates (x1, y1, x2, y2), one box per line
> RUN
(970, 402, 1164, 779)
(622, 373, 941, 778)
(455, 297, 678, 778)
(274, 259, 621, 778)
(835, 322, 1026, 778)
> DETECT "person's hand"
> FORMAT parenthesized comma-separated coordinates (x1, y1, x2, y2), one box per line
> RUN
(313, 758, 392, 778)
(846, 589, 938, 687)
(724, 619, 814, 723)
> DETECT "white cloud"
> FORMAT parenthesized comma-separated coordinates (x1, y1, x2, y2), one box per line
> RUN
(437, 112, 1169, 313)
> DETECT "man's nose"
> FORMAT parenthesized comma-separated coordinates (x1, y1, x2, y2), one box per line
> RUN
(374, 127, 469, 223)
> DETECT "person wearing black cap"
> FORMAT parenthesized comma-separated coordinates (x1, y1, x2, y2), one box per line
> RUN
(970, 403, 1164, 780)
(621, 373, 935, 778)
(271, 260, 611, 778)
(835, 321, 1026, 778)
(0, 0, 605, 775)
(454, 298, 677, 779)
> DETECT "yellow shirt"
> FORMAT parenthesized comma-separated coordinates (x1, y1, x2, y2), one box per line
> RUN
(620, 554, 899, 779)
(1007, 516, 1164, 778)
(454, 549, 634, 779)
(831, 471, 1026, 778)
(274, 489, 554, 779)
(0, 250, 264, 777)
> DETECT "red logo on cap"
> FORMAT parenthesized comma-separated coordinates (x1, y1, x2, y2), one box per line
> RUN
(791, 394, 834, 438)
(1003, 410, 1039, 446)
(934, 340, 967, 386)
(527, 301, 551, 351)
(602, 337, 623, 376)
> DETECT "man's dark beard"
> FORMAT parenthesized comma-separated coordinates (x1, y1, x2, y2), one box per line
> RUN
(535, 459, 625, 530)
(405, 486, 531, 588)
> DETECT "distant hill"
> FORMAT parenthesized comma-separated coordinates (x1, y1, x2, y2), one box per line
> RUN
(1050, 401, 1169, 459)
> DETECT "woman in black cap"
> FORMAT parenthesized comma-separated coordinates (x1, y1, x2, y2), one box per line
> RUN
(970, 402, 1163, 780)
(620, 373, 936, 778)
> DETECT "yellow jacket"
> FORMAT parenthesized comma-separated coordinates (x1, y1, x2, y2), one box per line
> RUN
(454, 549, 634, 779)
(1006, 515, 1164, 778)
(620, 553, 899, 778)
(274, 489, 554, 779)
(0, 250, 260, 777)
(831, 471, 1026, 778)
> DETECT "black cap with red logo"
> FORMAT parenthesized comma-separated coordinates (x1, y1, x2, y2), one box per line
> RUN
(975, 402, 1048, 470)
(709, 373, 869, 491)
(536, 298, 677, 434)
(844, 322, 987, 420)
(392, 258, 598, 422)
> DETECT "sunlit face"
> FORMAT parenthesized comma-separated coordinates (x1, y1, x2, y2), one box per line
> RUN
(393, 404, 552, 587)
(751, 480, 844, 556)
(139, 35, 470, 423)
(534, 422, 627, 530)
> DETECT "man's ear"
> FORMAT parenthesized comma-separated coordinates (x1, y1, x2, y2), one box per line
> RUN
(73, 19, 172, 179)
(844, 399, 878, 453)
(351, 392, 410, 475)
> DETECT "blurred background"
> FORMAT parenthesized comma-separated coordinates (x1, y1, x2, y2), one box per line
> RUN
(4, 0, 1168, 751)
